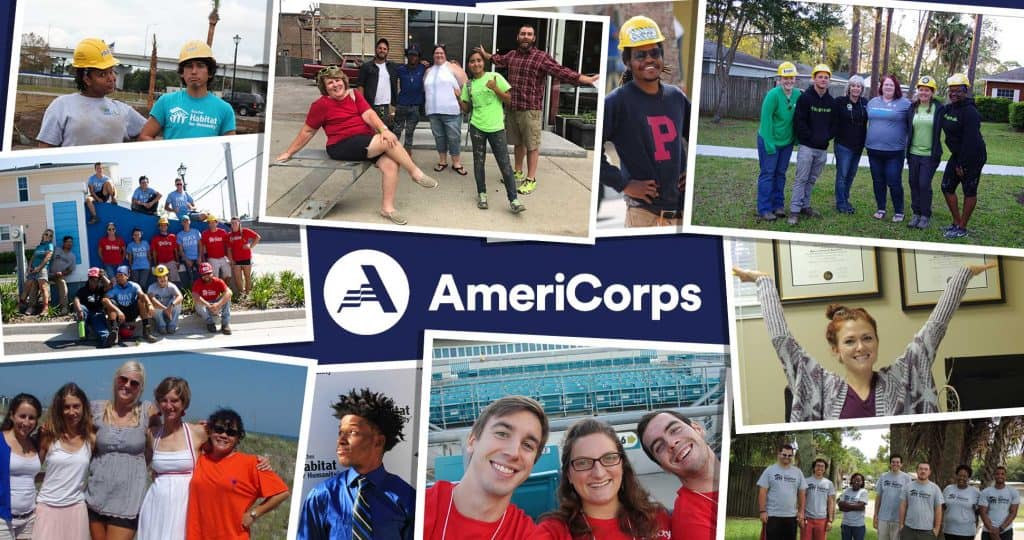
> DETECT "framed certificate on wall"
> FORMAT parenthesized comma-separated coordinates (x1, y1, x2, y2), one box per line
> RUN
(897, 250, 1004, 310)
(772, 241, 881, 303)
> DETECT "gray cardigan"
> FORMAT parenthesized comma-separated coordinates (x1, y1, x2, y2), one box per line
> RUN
(756, 267, 972, 422)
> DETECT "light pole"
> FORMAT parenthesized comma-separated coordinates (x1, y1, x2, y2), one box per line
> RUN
(177, 162, 188, 191)
(231, 34, 241, 102)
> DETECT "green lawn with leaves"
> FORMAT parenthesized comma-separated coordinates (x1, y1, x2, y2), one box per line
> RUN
(725, 517, 880, 540)
(697, 117, 1024, 167)
(690, 155, 1024, 249)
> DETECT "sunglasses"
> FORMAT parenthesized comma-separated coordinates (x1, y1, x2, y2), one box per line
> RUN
(631, 48, 663, 61)
(175, 183, 183, 186)
(779, 453, 794, 458)
(570, 452, 623, 471)
(107, 228, 116, 231)
(117, 375, 141, 389)
(212, 424, 241, 437)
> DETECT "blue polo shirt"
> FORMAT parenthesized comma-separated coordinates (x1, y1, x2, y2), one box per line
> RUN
(396, 63, 426, 107)
(296, 464, 415, 540)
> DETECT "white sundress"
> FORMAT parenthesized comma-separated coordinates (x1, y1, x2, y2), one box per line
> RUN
(136, 426, 196, 540)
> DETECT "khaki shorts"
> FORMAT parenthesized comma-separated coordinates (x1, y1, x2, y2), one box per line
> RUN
(625, 207, 682, 228)
(505, 109, 542, 151)
(209, 256, 232, 279)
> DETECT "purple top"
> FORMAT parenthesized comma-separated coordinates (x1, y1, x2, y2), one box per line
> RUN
(839, 376, 877, 419)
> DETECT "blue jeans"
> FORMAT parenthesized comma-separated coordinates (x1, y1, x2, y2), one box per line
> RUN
(77, 305, 110, 344)
(867, 148, 904, 214)
(103, 264, 119, 279)
(152, 304, 181, 332)
(907, 153, 940, 217)
(833, 143, 863, 211)
(841, 524, 865, 540)
(131, 268, 151, 290)
(756, 135, 793, 214)
(393, 105, 420, 148)
(196, 301, 230, 326)
(469, 125, 518, 202)
(428, 114, 461, 156)
(181, 259, 198, 290)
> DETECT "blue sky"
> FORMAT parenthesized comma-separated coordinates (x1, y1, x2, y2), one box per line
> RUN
(0, 351, 307, 438)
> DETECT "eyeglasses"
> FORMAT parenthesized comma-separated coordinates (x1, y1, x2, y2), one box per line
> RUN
(779, 453, 794, 458)
(631, 48, 663, 61)
(570, 452, 623, 471)
(212, 425, 241, 437)
(117, 375, 141, 389)
(175, 183, 183, 187)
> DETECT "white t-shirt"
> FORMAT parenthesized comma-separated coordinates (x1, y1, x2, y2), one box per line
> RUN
(374, 62, 392, 106)
(37, 92, 146, 146)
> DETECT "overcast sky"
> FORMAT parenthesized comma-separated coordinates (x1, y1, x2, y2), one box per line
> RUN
(19, 0, 274, 66)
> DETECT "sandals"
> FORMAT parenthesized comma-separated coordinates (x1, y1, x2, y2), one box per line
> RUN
(872, 209, 887, 220)
(379, 210, 408, 225)
(433, 163, 448, 172)
(452, 164, 468, 176)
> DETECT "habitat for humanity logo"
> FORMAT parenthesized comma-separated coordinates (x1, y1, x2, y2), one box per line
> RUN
(323, 250, 409, 335)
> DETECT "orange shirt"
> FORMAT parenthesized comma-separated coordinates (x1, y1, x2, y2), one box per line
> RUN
(534, 509, 671, 539)
(185, 452, 288, 540)
(424, 481, 538, 540)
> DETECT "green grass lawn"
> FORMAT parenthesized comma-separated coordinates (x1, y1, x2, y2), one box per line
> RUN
(690, 155, 1024, 249)
(725, 517, 880, 540)
(697, 117, 1024, 168)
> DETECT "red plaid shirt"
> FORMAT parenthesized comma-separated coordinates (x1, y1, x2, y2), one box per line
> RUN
(491, 47, 584, 111)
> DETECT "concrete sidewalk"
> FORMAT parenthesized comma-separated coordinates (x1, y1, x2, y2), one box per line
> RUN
(2, 308, 307, 355)
(697, 144, 1024, 177)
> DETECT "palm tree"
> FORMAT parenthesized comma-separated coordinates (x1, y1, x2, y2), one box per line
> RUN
(207, 0, 221, 47)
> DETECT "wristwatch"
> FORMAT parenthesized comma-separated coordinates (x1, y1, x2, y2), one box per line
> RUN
(249, 510, 258, 520)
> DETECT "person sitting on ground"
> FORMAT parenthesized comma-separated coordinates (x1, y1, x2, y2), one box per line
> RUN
(86, 163, 117, 225)
(73, 267, 113, 347)
(101, 265, 157, 345)
(275, 66, 439, 227)
(192, 262, 232, 335)
(147, 264, 183, 335)
(130, 176, 162, 215)
(49, 235, 78, 314)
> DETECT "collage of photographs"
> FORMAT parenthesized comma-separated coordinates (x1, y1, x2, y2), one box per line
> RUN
(0, 0, 1020, 539)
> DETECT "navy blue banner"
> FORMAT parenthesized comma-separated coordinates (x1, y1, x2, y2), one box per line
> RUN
(251, 228, 729, 362)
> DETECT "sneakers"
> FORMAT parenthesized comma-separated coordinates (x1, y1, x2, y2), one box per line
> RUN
(759, 212, 777, 222)
(942, 223, 959, 233)
(206, 322, 217, 333)
(221, 325, 232, 335)
(787, 213, 799, 226)
(773, 208, 787, 217)
(514, 170, 525, 181)
(517, 178, 537, 195)
(944, 225, 969, 238)
(799, 207, 821, 218)
(892, 213, 905, 223)
(908, 215, 921, 228)
(477, 193, 488, 210)
(103, 329, 118, 348)
(510, 199, 526, 213)
(917, 216, 930, 229)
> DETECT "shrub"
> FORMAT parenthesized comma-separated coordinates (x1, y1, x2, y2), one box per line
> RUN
(975, 96, 1012, 122)
(1, 282, 18, 323)
(1009, 102, 1024, 131)
(279, 271, 305, 306)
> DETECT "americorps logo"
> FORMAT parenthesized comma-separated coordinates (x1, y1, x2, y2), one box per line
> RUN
(322, 250, 410, 335)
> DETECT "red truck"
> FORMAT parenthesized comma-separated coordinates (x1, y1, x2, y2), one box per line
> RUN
(301, 57, 363, 81)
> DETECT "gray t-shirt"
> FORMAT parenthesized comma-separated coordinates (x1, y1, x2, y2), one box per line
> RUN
(51, 248, 77, 276)
(805, 476, 836, 519)
(900, 480, 943, 531)
(876, 471, 914, 521)
(757, 463, 807, 518)
(979, 485, 1021, 532)
(865, 96, 912, 152)
(839, 487, 869, 527)
(147, 281, 181, 309)
(942, 484, 980, 537)
(37, 93, 146, 147)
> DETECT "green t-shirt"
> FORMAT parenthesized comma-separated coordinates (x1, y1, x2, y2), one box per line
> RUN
(460, 73, 511, 133)
(910, 105, 936, 157)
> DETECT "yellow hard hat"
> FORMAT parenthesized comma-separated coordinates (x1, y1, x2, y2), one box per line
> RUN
(916, 76, 937, 91)
(153, 264, 170, 277)
(618, 16, 665, 52)
(777, 62, 798, 77)
(157, 216, 169, 225)
(205, 214, 219, 223)
(179, 40, 216, 64)
(947, 73, 971, 87)
(72, 38, 118, 70)
(812, 64, 832, 77)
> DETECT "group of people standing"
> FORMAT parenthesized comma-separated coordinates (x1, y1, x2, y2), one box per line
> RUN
(0, 361, 289, 540)
(277, 27, 598, 225)
(758, 449, 1019, 540)
(756, 64, 986, 239)
(38, 37, 236, 147)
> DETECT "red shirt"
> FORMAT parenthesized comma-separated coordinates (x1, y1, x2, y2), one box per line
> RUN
(150, 233, 178, 263)
(185, 452, 288, 540)
(192, 276, 228, 303)
(424, 481, 537, 540)
(228, 228, 259, 261)
(98, 236, 126, 265)
(304, 94, 374, 146)
(672, 488, 718, 540)
(535, 510, 671, 539)
(201, 228, 230, 259)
